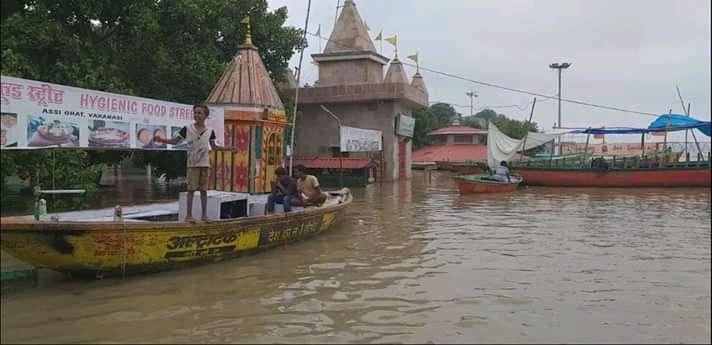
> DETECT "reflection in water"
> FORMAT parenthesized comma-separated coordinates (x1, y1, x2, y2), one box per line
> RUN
(1, 177, 183, 217)
(1, 171, 710, 343)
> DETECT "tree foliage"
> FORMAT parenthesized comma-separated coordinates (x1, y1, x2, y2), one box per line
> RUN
(0, 0, 307, 206)
(0, 150, 103, 211)
(471, 109, 539, 139)
(412, 103, 459, 148)
(1, 0, 306, 103)
(411, 103, 540, 149)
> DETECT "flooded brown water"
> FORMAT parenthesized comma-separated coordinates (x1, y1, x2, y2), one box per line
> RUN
(1, 171, 710, 344)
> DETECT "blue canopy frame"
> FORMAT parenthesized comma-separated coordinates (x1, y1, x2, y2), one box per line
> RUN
(569, 114, 711, 137)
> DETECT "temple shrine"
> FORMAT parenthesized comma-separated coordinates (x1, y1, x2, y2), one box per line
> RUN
(411, 118, 489, 167)
(206, 22, 289, 193)
(293, 0, 429, 181)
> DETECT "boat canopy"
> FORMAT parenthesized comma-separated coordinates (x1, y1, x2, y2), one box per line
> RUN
(487, 122, 565, 170)
(570, 114, 711, 137)
(647, 114, 711, 137)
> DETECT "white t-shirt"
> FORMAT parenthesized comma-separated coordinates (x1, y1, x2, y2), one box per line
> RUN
(179, 124, 214, 168)
(494, 165, 509, 176)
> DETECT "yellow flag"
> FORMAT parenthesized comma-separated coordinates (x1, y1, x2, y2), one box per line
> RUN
(315, 24, 321, 37)
(374, 30, 382, 41)
(384, 35, 397, 47)
(407, 53, 418, 64)
(240, 16, 250, 25)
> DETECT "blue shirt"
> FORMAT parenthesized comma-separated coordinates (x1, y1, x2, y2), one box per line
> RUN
(276, 176, 299, 197)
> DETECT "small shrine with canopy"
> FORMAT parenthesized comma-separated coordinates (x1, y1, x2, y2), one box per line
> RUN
(206, 18, 289, 194)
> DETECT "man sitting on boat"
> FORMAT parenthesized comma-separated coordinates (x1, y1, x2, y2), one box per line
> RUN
(490, 160, 512, 182)
(293, 164, 327, 207)
(265, 167, 299, 214)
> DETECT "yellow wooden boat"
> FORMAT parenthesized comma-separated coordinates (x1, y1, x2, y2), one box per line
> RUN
(0, 189, 352, 278)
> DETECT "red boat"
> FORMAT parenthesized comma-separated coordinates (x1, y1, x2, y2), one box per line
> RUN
(512, 163, 710, 187)
(525, 114, 712, 187)
(435, 161, 456, 171)
(452, 174, 523, 194)
(448, 161, 488, 174)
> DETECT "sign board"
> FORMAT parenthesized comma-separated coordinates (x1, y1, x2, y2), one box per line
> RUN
(0, 75, 224, 150)
(339, 126, 382, 152)
(560, 142, 667, 156)
(395, 113, 415, 137)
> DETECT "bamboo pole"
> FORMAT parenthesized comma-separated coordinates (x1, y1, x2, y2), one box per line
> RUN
(583, 130, 591, 168)
(518, 97, 537, 163)
(676, 86, 703, 160)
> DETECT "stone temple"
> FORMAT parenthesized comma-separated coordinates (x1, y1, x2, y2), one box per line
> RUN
(292, 0, 428, 181)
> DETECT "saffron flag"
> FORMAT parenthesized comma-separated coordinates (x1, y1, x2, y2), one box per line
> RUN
(384, 35, 397, 47)
(407, 53, 418, 64)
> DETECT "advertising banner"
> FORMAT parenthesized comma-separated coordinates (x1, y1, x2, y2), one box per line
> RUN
(396, 113, 415, 137)
(1, 75, 224, 149)
(339, 126, 382, 152)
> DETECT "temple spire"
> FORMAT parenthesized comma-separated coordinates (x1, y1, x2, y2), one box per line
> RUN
(324, 0, 376, 53)
(241, 16, 252, 45)
(384, 57, 408, 84)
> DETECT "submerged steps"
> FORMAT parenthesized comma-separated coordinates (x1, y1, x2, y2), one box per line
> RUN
(1, 250, 38, 293)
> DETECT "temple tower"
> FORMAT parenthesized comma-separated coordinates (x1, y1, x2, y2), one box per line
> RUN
(293, 0, 428, 181)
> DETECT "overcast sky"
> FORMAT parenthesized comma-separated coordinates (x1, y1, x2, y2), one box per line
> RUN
(268, 0, 710, 141)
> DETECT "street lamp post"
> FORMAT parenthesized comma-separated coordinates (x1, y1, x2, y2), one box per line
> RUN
(549, 62, 571, 154)
(466, 90, 478, 117)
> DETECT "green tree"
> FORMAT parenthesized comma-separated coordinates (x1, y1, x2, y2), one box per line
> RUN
(0, 150, 103, 212)
(429, 102, 460, 128)
(1, 0, 306, 103)
(411, 108, 438, 148)
(0, 151, 17, 191)
(1, 0, 307, 189)
(469, 109, 539, 139)
(411, 103, 460, 149)
(410, 103, 541, 150)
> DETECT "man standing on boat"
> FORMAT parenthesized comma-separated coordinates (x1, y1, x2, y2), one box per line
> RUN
(154, 104, 230, 222)
(293, 164, 327, 207)
(264, 167, 299, 215)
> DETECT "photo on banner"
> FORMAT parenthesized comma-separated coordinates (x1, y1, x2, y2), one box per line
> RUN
(170, 126, 189, 149)
(26, 114, 80, 147)
(88, 120, 130, 148)
(1, 112, 19, 147)
(136, 124, 167, 149)
(0, 75, 225, 150)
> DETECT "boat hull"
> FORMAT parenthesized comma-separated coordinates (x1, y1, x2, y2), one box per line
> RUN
(435, 161, 456, 171)
(449, 162, 488, 174)
(513, 166, 711, 187)
(452, 174, 522, 194)
(0, 191, 352, 278)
